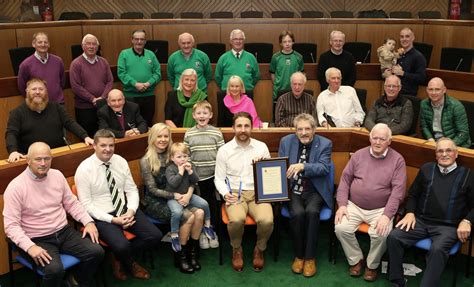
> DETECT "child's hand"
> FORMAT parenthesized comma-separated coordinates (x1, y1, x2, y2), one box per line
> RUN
(183, 162, 193, 173)
(177, 163, 186, 175)
(397, 47, 405, 55)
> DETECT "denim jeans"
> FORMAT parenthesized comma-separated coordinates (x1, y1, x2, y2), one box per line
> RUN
(167, 194, 210, 232)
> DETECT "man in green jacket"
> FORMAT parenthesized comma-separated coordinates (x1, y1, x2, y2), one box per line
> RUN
(117, 29, 161, 126)
(420, 77, 471, 148)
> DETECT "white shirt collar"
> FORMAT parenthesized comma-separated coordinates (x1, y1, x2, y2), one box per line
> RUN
(82, 53, 98, 64)
(34, 51, 49, 64)
(369, 147, 389, 159)
(438, 162, 457, 174)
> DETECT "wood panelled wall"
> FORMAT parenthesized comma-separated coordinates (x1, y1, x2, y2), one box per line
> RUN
(3, 0, 449, 21)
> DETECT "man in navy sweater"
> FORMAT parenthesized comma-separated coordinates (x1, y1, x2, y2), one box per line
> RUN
(388, 137, 474, 287)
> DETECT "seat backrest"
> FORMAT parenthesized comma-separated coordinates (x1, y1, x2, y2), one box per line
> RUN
(9, 47, 35, 76)
(120, 12, 144, 19)
(271, 11, 295, 18)
(355, 88, 367, 112)
(91, 12, 114, 19)
(301, 10, 324, 18)
(244, 42, 273, 63)
(330, 10, 353, 18)
(180, 12, 204, 19)
(418, 11, 442, 19)
(413, 42, 433, 66)
(150, 12, 173, 19)
(58, 11, 88, 20)
(210, 11, 233, 18)
(440, 47, 473, 72)
(293, 43, 317, 63)
(403, 95, 421, 137)
(241, 11, 264, 18)
(196, 42, 226, 63)
(460, 100, 474, 148)
(344, 42, 372, 63)
(389, 11, 412, 18)
(144, 40, 169, 63)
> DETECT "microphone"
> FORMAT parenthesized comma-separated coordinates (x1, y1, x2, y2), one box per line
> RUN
(454, 58, 464, 71)
(63, 136, 72, 150)
(310, 52, 315, 63)
(127, 122, 139, 135)
(362, 49, 370, 63)
(255, 52, 258, 62)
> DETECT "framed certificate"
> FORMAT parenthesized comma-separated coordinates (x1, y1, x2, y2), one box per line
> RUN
(253, 157, 290, 203)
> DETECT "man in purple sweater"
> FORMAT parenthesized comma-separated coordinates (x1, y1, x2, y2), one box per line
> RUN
(17, 32, 65, 104)
(334, 123, 406, 282)
(70, 34, 113, 137)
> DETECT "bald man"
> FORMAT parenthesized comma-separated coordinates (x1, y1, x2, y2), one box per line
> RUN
(391, 27, 426, 97)
(97, 89, 148, 138)
(420, 77, 471, 148)
(3, 142, 104, 287)
(167, 32, 212, 92)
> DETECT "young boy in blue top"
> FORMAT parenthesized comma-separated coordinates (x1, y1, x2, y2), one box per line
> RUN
(184, 100, 225, 248)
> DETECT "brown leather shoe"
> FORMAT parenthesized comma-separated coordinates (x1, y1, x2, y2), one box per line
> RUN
(232, 247, 244, 272)
(291, 257, 304, 274)
(363, 267, 378, 282)
(131, 262, 150, 280)
(112, 257, 127, 281)
(349, 259, 364, 277)
(303, 259, 317, 277)
(252, 246, 265, 272)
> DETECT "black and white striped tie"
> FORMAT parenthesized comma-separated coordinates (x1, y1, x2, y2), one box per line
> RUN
(104, 162, 125, 215)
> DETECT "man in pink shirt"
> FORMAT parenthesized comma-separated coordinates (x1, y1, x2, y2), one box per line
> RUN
(3, 142, 104, 287)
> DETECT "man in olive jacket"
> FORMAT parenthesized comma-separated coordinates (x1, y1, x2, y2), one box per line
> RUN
(420, 77, 471, 148)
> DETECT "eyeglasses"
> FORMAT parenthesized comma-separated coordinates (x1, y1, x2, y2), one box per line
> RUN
(371, 137, 388, 143)
(133, 38, 146, 42)
(232, 38, 244, 41)
(436, 148, 455, 155)
(384, 84, 400, 89)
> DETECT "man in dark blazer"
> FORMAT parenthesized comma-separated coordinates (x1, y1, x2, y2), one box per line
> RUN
(98, 89, 148, 138)
(278, 113, 333, 278)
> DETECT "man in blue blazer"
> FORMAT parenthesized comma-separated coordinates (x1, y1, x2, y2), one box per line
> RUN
(278, 113, 333, 277)
(98, 89, 148, 138)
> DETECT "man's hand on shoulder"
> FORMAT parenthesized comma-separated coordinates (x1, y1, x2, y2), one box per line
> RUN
(83, 222, 100, 244)
(84, 137, 94, 146)
(8, 151, 25, 163)
(27, 245, 52, 267)
(395, 212, 416, 232)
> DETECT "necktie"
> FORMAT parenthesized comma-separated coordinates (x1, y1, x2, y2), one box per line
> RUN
(442, 168, 449, 175)
(104, 163, 126, 215)
(236, 52, 240, 59)
(293, 145, 307, 195)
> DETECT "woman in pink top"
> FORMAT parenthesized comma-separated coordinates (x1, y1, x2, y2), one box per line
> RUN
(218, 75, 263, 128)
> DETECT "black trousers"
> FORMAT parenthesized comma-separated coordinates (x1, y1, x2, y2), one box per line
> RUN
(387, 217, 458, 287)
(197, 177, 218, 227)
(289, 191, 324, 259)
(29, 225, 104, 287)
(128, 95, 155, 127)
(95, 209, 162, 270)
(75, 108, 98, 138)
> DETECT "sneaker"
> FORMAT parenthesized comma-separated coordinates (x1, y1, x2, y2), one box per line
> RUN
(203, 226, 216, 240)
(171, 236, 181, 252)
(209, 235, 219, 248)
(199, 232, 210, 249)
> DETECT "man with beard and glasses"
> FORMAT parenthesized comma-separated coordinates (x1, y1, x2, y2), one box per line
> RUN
(278, 113, 333, 277)
(214, 112, 273, 272)
(388, 138, 474, 287)
(6, 78, 93, 163)
(334, 123, 406, 282)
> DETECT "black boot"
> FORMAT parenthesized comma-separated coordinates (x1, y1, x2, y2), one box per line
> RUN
(174, 247, 194, 274)
(188, 239, 201, 271)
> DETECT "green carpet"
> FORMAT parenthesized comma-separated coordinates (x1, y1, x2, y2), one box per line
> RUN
(2, 222, 474, 287)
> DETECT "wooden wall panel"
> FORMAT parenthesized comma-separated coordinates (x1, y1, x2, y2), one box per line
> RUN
(82, 23, 153, 65)
(0, 96, 27, 160)
(153, 24, 221, 53)
(0, 29, 18, 78)
(220, 23, 289, 52)
(15, 25, 83, 69)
